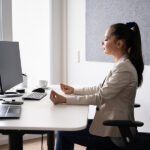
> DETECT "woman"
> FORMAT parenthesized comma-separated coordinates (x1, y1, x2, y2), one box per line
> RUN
(50, 22, 144, 150)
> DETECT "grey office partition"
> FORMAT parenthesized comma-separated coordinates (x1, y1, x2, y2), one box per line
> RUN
(86, 0, 150, 65)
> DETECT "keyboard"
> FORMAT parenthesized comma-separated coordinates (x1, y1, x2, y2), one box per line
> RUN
(23, 92, 47, 100)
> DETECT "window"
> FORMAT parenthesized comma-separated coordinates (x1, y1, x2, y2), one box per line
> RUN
(12, 0, 50, 87)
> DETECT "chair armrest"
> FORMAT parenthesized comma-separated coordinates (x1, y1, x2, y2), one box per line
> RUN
(103, 120, 144, 127)
(103, 120, 143, 149)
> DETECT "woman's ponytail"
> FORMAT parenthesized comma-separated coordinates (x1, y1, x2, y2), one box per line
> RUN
(127, 22, 144, 87)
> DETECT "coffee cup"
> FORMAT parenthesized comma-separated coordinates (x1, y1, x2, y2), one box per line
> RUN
(39, 80, 48, 88)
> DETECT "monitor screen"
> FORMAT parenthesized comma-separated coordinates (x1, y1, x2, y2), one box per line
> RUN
(0, 41, 23, 94)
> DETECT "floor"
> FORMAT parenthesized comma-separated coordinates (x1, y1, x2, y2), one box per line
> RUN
(0, 136, 86, 150)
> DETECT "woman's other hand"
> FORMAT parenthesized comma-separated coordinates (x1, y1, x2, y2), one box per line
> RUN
(50, 90, 66, 104)
(60, 83, 74, 94)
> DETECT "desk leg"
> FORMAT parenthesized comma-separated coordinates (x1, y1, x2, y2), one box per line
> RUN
(47, 131, 55, 150)
(9, 133, 23, 150)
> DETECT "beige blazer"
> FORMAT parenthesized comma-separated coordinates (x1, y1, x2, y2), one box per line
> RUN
(66, 56, 138, 137)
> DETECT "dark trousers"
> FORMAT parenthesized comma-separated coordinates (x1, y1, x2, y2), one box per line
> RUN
(56, 119, 119, 150)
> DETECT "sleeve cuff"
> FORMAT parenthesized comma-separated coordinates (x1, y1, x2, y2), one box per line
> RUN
(74, 88, 82, 95)
(66, 96, 77, 104)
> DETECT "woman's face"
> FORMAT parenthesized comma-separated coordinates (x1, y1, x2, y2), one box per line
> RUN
(102, 27, 118, 55)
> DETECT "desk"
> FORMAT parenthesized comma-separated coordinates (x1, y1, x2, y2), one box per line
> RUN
(0, 87, 89, 150)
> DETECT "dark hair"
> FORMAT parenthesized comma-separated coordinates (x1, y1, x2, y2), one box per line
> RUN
(110, 22, 144, 87)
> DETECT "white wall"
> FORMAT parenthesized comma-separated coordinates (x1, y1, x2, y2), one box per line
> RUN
(67, 0, 150, 131)
(67, 0, 113, 86)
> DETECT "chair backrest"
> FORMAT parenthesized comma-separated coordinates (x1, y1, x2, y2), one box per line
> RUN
(86, 103, 143, 150)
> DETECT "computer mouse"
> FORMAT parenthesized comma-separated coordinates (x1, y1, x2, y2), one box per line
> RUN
(32, 88, 45, 93)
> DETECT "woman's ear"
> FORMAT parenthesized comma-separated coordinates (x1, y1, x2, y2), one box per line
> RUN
(116, 40, 124, 49)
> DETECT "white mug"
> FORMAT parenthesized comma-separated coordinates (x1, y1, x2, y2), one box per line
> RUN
(39, 80, 48, 88)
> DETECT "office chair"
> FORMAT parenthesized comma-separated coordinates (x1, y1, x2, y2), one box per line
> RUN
(86, 104, 150, 150)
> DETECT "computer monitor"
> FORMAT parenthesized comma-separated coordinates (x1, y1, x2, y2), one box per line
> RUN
(0, 41, 23, 94)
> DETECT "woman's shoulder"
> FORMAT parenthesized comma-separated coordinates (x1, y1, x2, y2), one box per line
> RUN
(111, 59, 138, 82)
(113, 58, 137, 74)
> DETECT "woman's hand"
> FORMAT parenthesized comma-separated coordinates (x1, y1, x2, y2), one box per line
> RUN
(60, 83, 74, 94)
(50, 90, 66, 104)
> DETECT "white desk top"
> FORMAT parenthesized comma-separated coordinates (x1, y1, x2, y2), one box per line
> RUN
(0, 87, 89, 131)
